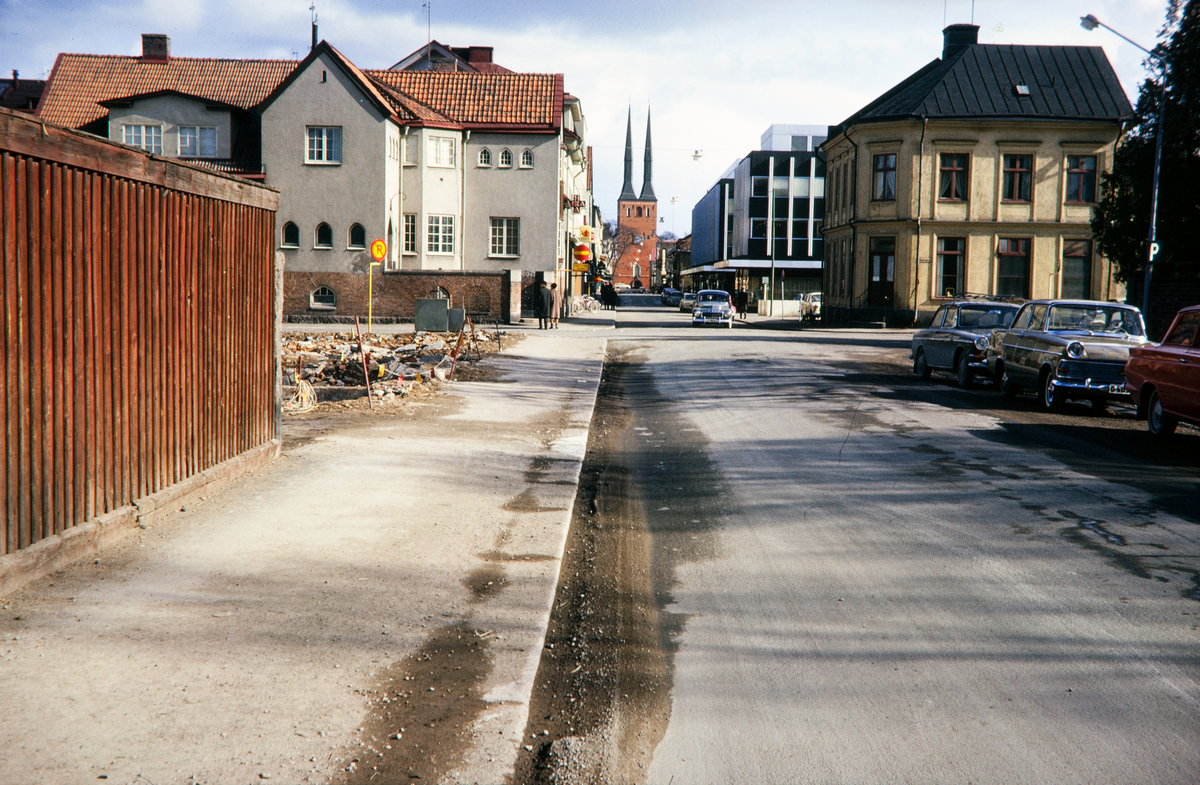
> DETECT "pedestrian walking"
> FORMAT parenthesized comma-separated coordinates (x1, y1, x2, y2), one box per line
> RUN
(736, 288, 749, 320)
(550, 283, 563, 328)
(537, 281, 554, 329)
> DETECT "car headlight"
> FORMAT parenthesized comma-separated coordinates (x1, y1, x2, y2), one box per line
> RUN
(974, 335, 990, 351)
(1066, 341, 1085, 359)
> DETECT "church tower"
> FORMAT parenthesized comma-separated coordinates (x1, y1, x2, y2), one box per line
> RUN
(614, 107, 658, 289)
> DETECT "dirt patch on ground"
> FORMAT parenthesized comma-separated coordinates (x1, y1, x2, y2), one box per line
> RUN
(512, 346, 727, 784)
(336, 620, 494, 784)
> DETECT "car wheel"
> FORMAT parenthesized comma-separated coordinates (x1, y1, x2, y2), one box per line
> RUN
(999, 366, 1018, 400)
(1041, 369, 1064, 413)
(913, 350, 931, 380)
(955, 352, 973, 388)
(1147, 389, 1178, 436)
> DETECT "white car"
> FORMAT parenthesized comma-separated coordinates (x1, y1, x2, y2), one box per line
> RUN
(692, 290, 735, 328)
(799, 292, 822, 321)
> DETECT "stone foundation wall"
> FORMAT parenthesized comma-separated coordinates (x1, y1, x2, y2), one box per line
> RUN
(284, 270, 517, 324)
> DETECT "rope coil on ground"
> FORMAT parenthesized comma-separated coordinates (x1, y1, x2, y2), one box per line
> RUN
(284, 379, 317, 414)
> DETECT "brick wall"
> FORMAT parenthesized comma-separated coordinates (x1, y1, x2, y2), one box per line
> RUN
(284, 270, 514, 323)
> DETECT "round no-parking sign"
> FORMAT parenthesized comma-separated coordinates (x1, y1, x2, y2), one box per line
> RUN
(370, 239, 387, 261)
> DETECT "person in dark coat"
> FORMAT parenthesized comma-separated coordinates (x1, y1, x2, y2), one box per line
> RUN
(736, 288, 749, 320)
(537, 281, 554, 329)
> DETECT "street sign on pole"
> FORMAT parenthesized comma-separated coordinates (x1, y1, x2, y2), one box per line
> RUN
(369, 239, 386, 332)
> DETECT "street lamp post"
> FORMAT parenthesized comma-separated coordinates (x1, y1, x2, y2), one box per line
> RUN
(1081, 13, 1165, 326)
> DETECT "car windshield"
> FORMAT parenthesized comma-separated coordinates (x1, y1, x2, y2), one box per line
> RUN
(958, 305, 1017, 328)
(698, 292, 728, 303)
(1045, 304, 1145, 337)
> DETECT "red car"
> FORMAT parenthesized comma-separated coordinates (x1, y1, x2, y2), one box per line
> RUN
(1126, 304, 1200, 436)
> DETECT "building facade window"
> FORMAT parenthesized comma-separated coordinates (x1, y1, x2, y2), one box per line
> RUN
(750, 219, 767, 239)
(427, 215, 455, 254)
(997, 237, 1031, 297)
(1002, 154, 1032, 201)
(306, 126, 342, 164)
(310, 286, 336, 309)
(1061, 239, 1092, 299)
(520, 149, 534, 168)
(428, 137, 456, 167)
(489, 217, 520, 257)
(179, 126, 217, 157)
(499, 148, 513, 168)
(282, 222, 299, 248)
(937, 237, 965, 297)
(403, 214, 417, 254)
(1065, 155, 1097, 203)
(752, 176, 769, 197)
(315, 223, 333, 248)
(478, 148, 491, 166)
(403, 136, 417, 165)
(348, 223, 366, 249)
(872, 153, 896, 201)
(123, 124, 162, 154)
(939, 153, 969, 201)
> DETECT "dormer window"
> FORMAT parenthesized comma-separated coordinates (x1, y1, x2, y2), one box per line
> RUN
(179, 126, 217, 157)
(478, 148, 492, 167)
(123, 124, 162, 154)
(1013, 84, 1031, 96)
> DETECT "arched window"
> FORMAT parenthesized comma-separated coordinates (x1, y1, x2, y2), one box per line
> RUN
(636, 206, 643, 218)
(427, 286, 450, 300)
(478, 148, 491, 166)
(282, 221, 299, 248)
(520, 149, 534, 168)
(348, 223, 366, 249)
(499, 149, 513, 168)
(310, 286, 336, 310)
(315, 222, 333, 248)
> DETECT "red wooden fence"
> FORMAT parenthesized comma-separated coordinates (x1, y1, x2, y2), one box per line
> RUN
(1, 108, 279, 557)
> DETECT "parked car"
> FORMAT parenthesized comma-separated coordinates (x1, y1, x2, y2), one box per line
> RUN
(661, 287, 682, 306)
(1125, 304, 1200, 436)
(678, 292, 697, 312)
(692, 289, 735, 327)
(799, 292, 823, 322)
(911, 299, 1020, 387)
(990, 299, 1149, 412)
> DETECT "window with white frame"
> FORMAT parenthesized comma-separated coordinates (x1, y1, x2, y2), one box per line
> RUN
(427, 215, 455, 254)
(489, 218, 520, 257)
(428, 137, 456, 167)
(403, 136, 417, 165)
(306, 126, 342, 164)
(348, 223, 366, 249)
(478, 148, 492, 166)
(179, 126, 217, 157)
(403, 214, 417, 254)
(123, 124, 162, 154)
(520, 149, 534, 168)
(499, 149, 513, 168)
(315, 223, 333, 249)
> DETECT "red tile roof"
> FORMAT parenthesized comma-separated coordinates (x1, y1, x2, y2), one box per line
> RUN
(38, 54, 297, 129)
(366, 70, 562, 130)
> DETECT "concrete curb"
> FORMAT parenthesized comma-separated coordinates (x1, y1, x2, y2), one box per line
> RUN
(0, 439, 281, 598)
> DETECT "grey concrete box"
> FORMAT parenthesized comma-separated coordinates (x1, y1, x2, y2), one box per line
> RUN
(415, 298, 449, 332)
(448, 308, 465, 333)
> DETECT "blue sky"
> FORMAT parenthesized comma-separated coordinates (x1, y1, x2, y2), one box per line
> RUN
(2, 0, 1169, 236)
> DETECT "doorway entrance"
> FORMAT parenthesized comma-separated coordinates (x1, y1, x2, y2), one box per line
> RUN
(868, 236, 895, 308)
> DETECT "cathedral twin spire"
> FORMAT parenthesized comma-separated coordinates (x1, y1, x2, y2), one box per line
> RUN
(619, 107, 655, 203)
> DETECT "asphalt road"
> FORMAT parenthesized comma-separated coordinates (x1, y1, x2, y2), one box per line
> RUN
(602, 294, 1200, 784)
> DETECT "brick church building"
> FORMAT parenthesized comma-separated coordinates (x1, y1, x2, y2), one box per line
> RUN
(612, 108, 657, 289)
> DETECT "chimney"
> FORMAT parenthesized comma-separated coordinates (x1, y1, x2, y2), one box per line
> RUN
(141, 34, 170, 62)
(942, 23, 979, 60)
(10, 69, 17, 87)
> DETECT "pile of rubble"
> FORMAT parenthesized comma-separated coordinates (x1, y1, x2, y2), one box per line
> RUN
(281, 328, 508, 412)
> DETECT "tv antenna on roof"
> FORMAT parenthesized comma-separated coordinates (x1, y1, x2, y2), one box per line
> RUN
(422, 2, 432, 67)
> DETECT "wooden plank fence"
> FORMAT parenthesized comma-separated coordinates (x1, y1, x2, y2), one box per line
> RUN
(1, 108, 280, 558)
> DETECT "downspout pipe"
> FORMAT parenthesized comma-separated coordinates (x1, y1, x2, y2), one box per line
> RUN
(913, 116, 927, 326)
(846, 129, 860, 325)
(461, 129, 470, 270)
